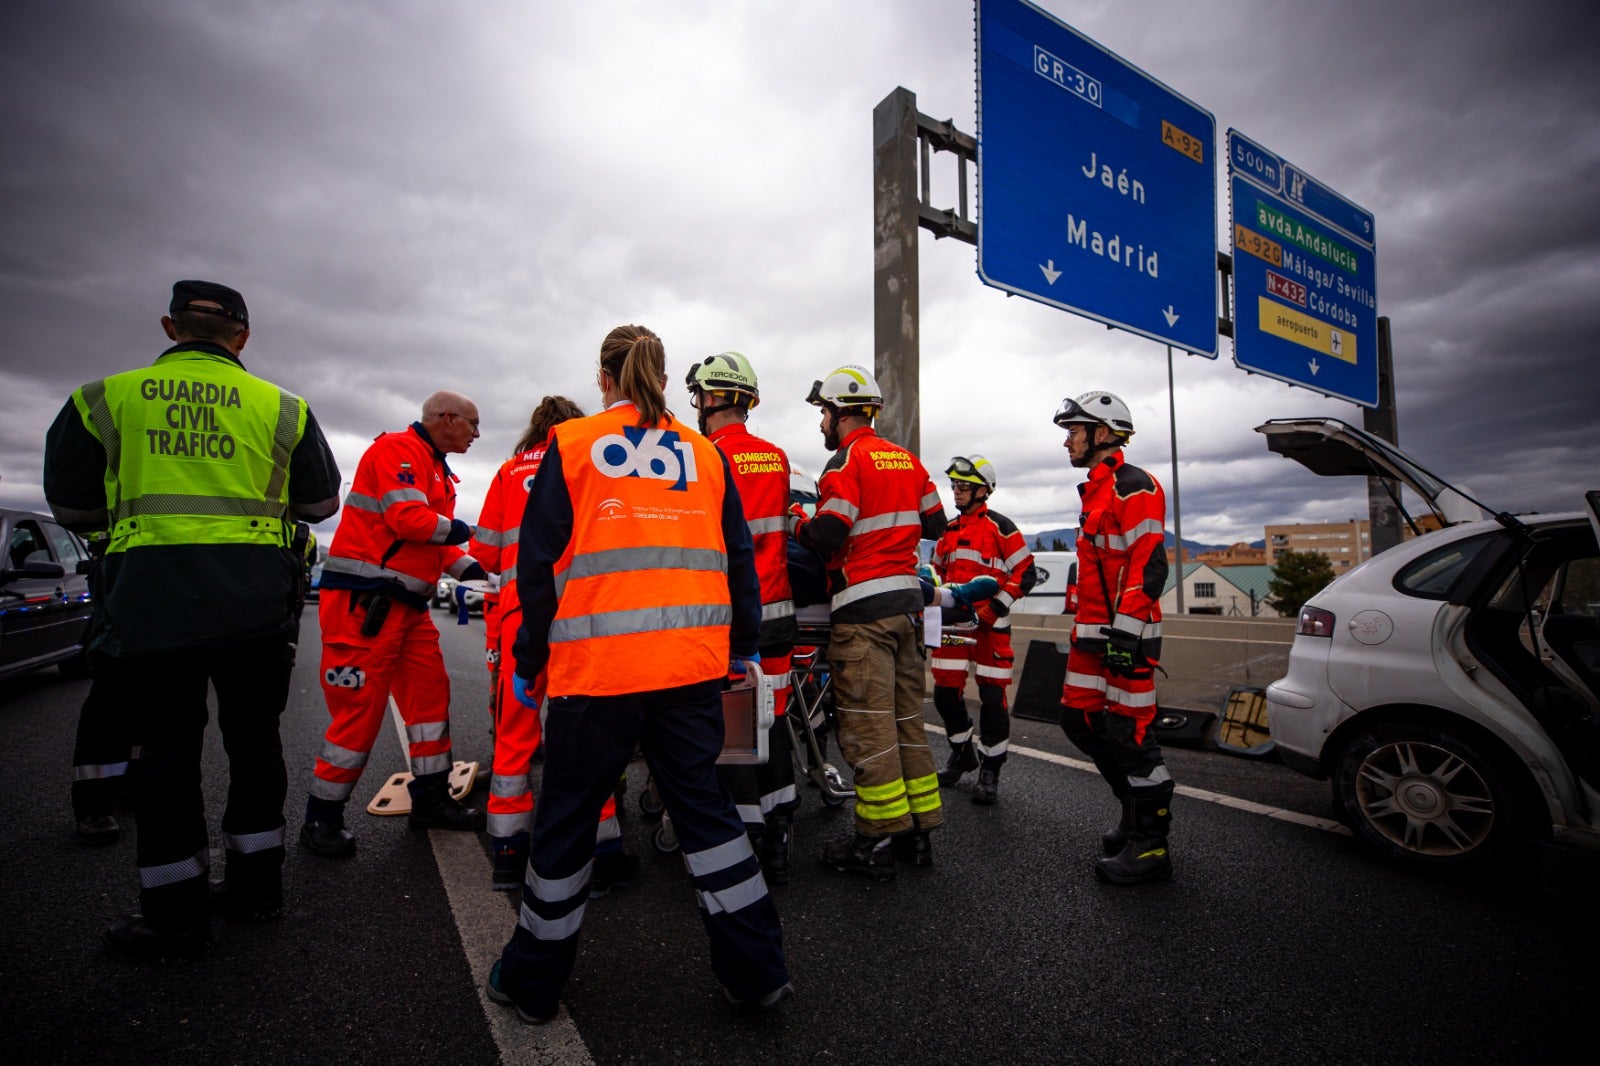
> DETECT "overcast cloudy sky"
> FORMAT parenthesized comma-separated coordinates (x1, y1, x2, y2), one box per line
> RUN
(3, 0, 1595, 546)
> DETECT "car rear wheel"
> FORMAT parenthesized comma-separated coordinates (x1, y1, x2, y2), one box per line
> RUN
(1333, 724, 1516, 871)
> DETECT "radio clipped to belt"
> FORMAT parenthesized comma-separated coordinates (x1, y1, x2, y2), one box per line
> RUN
(357, 589, 393, 637)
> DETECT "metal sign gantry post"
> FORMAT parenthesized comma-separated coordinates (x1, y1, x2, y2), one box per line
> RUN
(872, 86, 976, 455)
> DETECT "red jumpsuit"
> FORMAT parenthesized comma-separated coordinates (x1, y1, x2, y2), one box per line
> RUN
(929, 501, 1032, 765)
(310, 423, 477, 806)
(707, 423, 797, 838)
(470, 443, 619, 848)
(1058, 450, 1173, 809)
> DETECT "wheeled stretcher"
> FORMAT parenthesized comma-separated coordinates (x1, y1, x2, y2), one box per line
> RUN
(784, 602, 979, 809)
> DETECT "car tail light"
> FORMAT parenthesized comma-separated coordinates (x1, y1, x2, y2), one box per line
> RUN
(1296, 605, 1335, 637)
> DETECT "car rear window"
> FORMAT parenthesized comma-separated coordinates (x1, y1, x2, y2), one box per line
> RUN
(1394, 532, 1497, 599)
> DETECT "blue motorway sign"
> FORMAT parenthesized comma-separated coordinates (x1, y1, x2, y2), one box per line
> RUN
(1228, 129, 1378, 406)
(976, 0, 1218, 356)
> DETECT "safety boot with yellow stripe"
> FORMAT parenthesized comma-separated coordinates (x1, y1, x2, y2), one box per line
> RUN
(1094, 795, 1173, 885)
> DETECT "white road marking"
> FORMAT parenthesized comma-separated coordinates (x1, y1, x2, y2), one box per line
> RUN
(924, 722, 1350, 835)
(430, 830, 596, 1065)
(431, 713, 1347, 1063)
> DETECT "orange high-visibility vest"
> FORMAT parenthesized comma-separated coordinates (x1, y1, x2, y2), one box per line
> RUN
(546, 406, 732, 697)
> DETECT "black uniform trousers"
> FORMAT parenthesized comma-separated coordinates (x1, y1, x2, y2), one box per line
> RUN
(499, 678, 788, 1017)
(71, 653, 137, 818)
(120, 636, 294, 931)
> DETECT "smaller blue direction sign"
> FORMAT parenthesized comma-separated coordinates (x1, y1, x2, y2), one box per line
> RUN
(1228, 129, 1378, 406)
(976, 0, 1218, 356)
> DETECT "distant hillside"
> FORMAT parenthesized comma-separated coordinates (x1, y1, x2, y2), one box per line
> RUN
(1024, 527, 1265, 556)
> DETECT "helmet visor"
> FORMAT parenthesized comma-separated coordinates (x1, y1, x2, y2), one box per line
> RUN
(946, 457, 982, 481)
(1053, 398, 1095, 427)
(805, 379, 825, 406)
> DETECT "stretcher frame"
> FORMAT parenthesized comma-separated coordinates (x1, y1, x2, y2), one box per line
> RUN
(783, 604, 979, 808)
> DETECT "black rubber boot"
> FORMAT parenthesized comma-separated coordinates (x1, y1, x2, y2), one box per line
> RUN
(407, 771, 486, 831)
(104, 915, 209, 962)
(936, 741, 979, 786)
(75, 813, 121, 847)
(300, 817, 356, 858)
(890, 828, 934, 866)
(972, 761, 1001, 805)
(1102, 797, 1132, 856)
(761, 814, 792, 885)
(491, 834, 529, 892)
(589, 848, 641, 898)
(1095, 794, 1173, 885)
(210, 880, 283, 923)
(820, 831, 896, 881)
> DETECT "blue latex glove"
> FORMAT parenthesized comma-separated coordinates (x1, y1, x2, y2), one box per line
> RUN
(454, 582, 472, 625)
(444, 518, 473, 545)
(511, 674, 540, 710)
(730, 652, 761, 679)
(947, 575, 999, 610)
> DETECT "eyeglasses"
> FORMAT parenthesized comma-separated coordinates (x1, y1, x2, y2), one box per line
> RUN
(444, 412, 480, 428)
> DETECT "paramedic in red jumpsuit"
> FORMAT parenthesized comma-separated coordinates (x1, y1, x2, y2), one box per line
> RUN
(470, 396, 632, 895)
(302, 391, 488, 856)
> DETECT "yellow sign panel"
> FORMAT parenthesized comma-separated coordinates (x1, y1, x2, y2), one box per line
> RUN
(1257, 297, 1357, 364)
(1233, 223, 1282, 267)
(1161, 119, 1204, 164)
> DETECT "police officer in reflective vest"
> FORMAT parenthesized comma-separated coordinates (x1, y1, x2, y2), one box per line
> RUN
(1054, 391, 1175, 885)
(44, 280, 342, 959)
(487, 324, 790, 1024)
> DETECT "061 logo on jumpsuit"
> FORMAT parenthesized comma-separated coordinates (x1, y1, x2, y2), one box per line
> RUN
(324, 665, 367, 689)
(590, 427, 699, 491)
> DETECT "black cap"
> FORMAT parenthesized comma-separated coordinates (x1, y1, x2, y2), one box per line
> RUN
(170, 280, 249, 328)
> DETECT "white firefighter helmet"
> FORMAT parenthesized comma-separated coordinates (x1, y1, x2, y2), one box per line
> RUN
(1053, 390, 1135, 439)
(806, 365, 883, 413)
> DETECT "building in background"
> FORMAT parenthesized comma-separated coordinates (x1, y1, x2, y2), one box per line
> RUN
(1265, 519, 1371, 572)
(1160, 562, 1287, 618)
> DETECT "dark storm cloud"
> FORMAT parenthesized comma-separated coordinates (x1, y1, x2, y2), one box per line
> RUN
(0, 0, 1593, 542)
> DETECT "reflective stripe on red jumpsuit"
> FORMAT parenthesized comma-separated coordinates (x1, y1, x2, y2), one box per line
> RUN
(311, 424, 477, 802)
(1059, 450, 1171, 797)
(470, 441, 619, 843)
(709, 422, 797, 824)
(929, 501, 1032, 761)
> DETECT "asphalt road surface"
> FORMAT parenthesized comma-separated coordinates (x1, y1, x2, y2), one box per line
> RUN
(3, 608, 1594, 1064)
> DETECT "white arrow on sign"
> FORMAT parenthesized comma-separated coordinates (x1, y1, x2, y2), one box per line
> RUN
(1039, 260, 1061, 285)
(1162, 305, 1179, 327)
(1308, 358, 1321, 376)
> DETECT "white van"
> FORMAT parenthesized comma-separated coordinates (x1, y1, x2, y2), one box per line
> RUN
(1012, 550, 1077, 615)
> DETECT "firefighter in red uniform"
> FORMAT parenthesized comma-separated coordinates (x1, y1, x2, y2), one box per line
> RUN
(684, 352, 800, 883)
(470, 396, 635, 895)
(1053, 391, 1174, 884)
(302, 391, 489, 857)
(790, 365, 949, 879)
(929, 454, 1034, 805)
